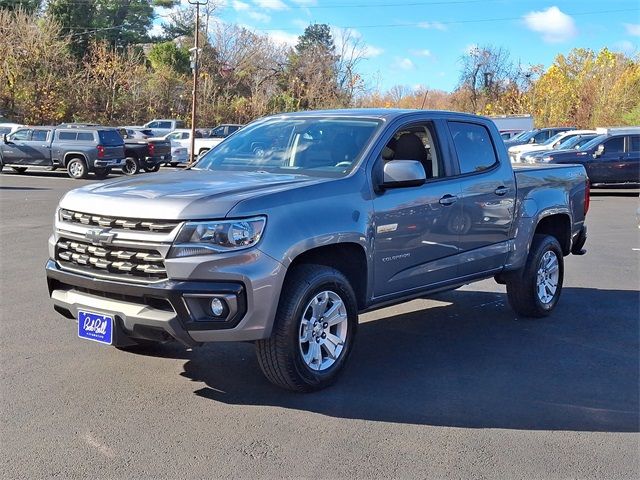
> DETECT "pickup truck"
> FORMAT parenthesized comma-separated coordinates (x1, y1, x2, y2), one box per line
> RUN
(142, 119, 185, 137)
(1, 126, 125, 179)
(117, 129, 172, 175)
(159, 129, 224, 160)
(45, 109, 589, 392)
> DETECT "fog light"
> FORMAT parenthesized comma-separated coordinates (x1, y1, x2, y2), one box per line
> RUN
(210, 297, 225, 316)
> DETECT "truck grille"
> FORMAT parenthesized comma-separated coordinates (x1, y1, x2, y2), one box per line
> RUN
(59, 209, 179, 233)
(55, 238, 167, 281)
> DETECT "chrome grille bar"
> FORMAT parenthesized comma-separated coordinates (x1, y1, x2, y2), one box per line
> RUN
(59, 209, 180, 233)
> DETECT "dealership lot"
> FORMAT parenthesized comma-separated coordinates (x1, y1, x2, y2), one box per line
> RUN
(1, 171, 638, 479)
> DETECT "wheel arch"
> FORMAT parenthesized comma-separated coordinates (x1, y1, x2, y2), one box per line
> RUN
(63, 152, 89, 167)
(534, 212, 571, 255)
(285, 243, 368, 310)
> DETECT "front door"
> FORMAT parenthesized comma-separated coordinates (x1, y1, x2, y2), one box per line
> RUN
(19, 129, 52, 166)
(587, 136, 626, 184)
(372, 121, 463, 298)
(2, 128, 32, 164)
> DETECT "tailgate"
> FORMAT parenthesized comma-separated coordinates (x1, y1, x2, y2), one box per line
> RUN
(148, 140, 171, 157)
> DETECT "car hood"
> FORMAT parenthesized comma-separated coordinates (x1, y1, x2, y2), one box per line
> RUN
(59, 170, 328, 219)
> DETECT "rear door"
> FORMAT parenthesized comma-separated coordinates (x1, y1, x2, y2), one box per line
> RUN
(446, 120, 517, 277)
(20, 129, 52, 165)
(622, 135, 640, 183)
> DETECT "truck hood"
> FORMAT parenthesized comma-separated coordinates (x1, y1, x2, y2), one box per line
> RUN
(59, 170, 327, 219)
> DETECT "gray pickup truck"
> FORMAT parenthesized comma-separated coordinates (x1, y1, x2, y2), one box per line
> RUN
(45, 110, 589, 392)
(0, 126, 125, 179)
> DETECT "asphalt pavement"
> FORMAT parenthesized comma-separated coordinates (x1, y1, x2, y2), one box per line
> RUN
(1, 169, 638, 479)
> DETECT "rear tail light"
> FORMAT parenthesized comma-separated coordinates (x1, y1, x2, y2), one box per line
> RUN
(148, 143, 156, 156)
(96, 145, 105, 158)
(584, 179, 590, 215)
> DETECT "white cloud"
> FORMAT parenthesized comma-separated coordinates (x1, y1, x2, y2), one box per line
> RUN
(615, 40, 637, 54)
(624, 23, 640, 37)
(248, 11, 271, 23)
(254, 0, 288, 10)
(232, 0, 250, 11)
(149, 22, 164, 38)
(291, 0, 317, 5)
(394, 58, 415, 70)
(523, 6, 577, 43)
(362, 45, 384, 58)
(418, 21, 447, 31)
(410, 49, 432, 57)
(266, 30, 300, 47)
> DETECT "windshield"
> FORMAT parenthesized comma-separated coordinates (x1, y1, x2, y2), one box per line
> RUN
(510, 130, 535, 142)
(542, 132, 565, 146)
(580, 134, 607, 151)
(194, 117, 382, 177)
(558, 135, 597, 150)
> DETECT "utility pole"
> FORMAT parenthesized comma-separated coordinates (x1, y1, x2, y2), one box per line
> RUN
(188, 0, 208, 166)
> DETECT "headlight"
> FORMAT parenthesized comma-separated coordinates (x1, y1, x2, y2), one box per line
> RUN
(170, 216, 266, 257)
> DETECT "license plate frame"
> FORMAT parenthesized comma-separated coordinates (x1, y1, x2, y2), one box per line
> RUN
(78, 310, 113, 345)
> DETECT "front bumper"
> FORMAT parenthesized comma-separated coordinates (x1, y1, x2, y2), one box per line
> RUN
(46, 248, 286, 345)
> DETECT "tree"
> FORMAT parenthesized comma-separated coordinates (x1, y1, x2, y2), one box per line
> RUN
(148, 41, 190, 74)
(0, 0, 41, 12)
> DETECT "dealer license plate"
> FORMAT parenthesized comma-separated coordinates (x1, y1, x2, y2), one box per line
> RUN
(78, 310, 113, 345)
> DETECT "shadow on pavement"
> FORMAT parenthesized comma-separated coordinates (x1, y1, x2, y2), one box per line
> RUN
(146, 287, 639, 432)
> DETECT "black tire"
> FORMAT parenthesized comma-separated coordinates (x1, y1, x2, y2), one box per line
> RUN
(11, 166, 27, 173)
(255, 264, 358, 392)
(143, 164, 160, 173)
(122, 157, 139, 175)
(66, 157, 88, 179)
(93, 167, 111, 179)
(506, 234, 564, 318)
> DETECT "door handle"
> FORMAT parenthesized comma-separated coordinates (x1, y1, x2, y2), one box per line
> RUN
(439, 194, 458, 206)
(494, 186, 510, 196)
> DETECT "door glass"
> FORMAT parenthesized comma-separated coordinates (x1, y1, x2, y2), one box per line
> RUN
(448, 121, 498, 174)
(58, 131, 77, 141)
(383, 122, 444, 179)
(31, 130, 49, 142)
(604, 137, 624, 154)
(158, 121, 172, 129)
(77, 132, 94, 141)
(11, 129, 31, 141)
(629, 136, 639, 152)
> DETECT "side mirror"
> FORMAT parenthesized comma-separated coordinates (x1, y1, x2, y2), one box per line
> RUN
(381, 160, 426, 189)
(594, 144, 604, 157)
(529, 137, 536, 144)
(3, 134, 11, 144)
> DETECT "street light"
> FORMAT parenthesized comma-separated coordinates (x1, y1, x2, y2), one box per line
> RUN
(188, 0, 208, 166)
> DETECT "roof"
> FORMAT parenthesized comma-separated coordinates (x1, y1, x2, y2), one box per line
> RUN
(596, 127, 640, 135)
(266, 108, 489, 122)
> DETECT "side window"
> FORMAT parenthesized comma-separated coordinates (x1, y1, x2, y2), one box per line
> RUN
(448, 121, 498, 174)
(604, 136, 624, 154)
(32, 130, 49, 142)
(146, 121, 159, 129)
(383, 122, 444, 179)
(58, 131, 77, 141)
(533, 131, 548, 143)
(11, 129, 32, 141)
(211, 126, 225, 137)
(228, 126, 240, 134)
(175, 121, 185, 129)
(166, 132, 179, 140)
(77, 132, 94, 141)
(629, 136, 640, 152)
(158, 121, 172, 129)
(181, 132, 190, 140)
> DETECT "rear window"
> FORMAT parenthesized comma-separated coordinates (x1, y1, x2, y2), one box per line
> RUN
(448, 121, 498, 174)
(99, 130, 124, 145)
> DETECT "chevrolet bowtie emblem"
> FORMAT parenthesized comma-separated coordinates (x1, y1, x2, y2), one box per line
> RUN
(85, 228, 115, 246)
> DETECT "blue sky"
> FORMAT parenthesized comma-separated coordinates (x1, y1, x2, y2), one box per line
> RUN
(175, 0, 640, 92)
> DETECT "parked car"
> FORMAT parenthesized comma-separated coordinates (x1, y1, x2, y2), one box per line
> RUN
(539, 127, 639, 187)
(142, 119, 185, 137)
(118, 127, 154, 140)
(160, 128, 224, 159)
(203, 124, 243, 139)
(508, 129, 596, 162)
(0, 126, 124, 178)
(0, 123, 24, 136)
(45, 109, 590, 392)
(521, 133, 599, 164)
(504, 127, 575, 148)
(500, 129, 524, 141)
(118, 129, 172, 175)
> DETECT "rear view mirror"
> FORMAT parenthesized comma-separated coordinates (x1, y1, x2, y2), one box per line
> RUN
(594, 144, 605, 157)
(381, 160, 426, 189)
